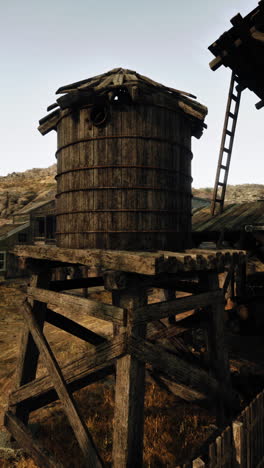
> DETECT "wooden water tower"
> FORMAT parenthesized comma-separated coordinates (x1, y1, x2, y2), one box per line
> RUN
(4, 69, 247, 468)
(39, 68, 207, 251)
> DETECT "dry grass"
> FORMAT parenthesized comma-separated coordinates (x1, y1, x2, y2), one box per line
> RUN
(1, 281, 264, 467)
(0, 281, 215, 467)
(4, 379, 215, 468)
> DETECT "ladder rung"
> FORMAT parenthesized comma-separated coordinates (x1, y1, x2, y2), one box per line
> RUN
(217, 182, 225, 187)
(220, 164, 227, 170)
(215, 198, 223, 203)
(231, 94, 238, 102)
(228, 112, 236, 119)
(223, 147, 231, 153)
(226, 130, 233, 137)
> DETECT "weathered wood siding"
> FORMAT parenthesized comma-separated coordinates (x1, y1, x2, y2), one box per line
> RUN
(56, 102, 193, 251)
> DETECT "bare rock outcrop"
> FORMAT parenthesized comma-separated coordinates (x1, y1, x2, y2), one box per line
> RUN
(0, 165, 56, 221)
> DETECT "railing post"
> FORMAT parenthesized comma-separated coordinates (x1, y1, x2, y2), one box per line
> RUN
(232, 420, 244, 467)
(192, 457, 205, 467)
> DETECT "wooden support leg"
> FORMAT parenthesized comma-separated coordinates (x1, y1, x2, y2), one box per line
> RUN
(164, 288, 176, 324)
(112, 287, 148, 468)
(19, 300, 103, 467)
(235, 261, 247, 300)
(10, 270, 51, 426)
(198, 272, 233, 422)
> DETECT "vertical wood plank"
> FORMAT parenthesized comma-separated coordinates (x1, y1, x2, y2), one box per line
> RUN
(258, 394, 262, 464)
(192, 457, 205, 467)
(208, 441, 217, 468)
(112, 287, 147, 468)
(245, 406, 251, 468)
(216, 435, 222, 467)
(232, 420, 244, 468)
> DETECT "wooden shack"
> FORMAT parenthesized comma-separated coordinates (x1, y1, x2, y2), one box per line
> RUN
(209, 0, 264, 108)
(0, 198, 56, 279)
(192, 200, 264, 254)
(39, 68, 207, 251)
(0, 223, 30, 278)
(13, 199, 56, 244)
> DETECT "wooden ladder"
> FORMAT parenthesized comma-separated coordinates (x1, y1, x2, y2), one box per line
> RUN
(211, 72, 242, 216)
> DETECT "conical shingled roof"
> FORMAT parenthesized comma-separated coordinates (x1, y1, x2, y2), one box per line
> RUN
(39, 68, 207, 137)
(56, 67, 197, 99)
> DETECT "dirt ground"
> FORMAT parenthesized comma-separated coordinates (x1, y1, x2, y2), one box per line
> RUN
(0, 278, 264, 467)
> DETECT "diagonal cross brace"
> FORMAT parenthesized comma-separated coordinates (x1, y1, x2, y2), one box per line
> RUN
(19, 300, 103, 468)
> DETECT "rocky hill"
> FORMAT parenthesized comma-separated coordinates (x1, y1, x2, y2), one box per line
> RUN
(0, 165, 56, 225)
(0, 165, 263, 224)
(193, 184, 264, 203)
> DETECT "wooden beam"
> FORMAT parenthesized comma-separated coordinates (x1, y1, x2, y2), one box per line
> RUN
(13, 245, 161, 275)
(27, 286, 125, 325)
(45, 309, 106, 345)
(9, 335, 126, 411)
(149, 371, 206, 402)
(12, 245, 246, 276)
(128, 335, 236, 408)
(133, 290, 223, 324)
(49, 277, 104, 291)
(112, 289, 148, 468)
(21, 301, 103, 467)
(4, 411, 63, 468)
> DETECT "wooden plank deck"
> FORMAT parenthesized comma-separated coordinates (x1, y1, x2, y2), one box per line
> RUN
(13, 245, 246, 275)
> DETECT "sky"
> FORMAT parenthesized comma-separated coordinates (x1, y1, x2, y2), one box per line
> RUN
(1, 0, 262, 187)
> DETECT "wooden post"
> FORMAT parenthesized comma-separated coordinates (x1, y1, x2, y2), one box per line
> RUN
(235, 261, 247, 300)
(198, 272, 233, 422)
(10, 270, 51, 426)
(164, 288, 177, 324)
(112, 286, 148, 468)
(232, 420, 244, 467)
(192, 458, 205, 467)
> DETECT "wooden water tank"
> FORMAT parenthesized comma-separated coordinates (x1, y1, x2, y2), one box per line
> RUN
(39, 68, 207, 251)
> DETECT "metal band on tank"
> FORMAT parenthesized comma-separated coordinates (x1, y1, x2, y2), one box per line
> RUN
(55, 135, 193, 158)
(55, 187, 193, 197)
(56, 209, 190, 215)
(56, 230, 189, 234)
(55, 165, 193, 180)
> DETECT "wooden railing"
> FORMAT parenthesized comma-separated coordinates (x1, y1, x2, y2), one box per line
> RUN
(180, 388, 264, 467)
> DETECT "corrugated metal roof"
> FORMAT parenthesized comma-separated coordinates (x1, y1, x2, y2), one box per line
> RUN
(192, 196, 211, 214)
(192, 201, 264, 232)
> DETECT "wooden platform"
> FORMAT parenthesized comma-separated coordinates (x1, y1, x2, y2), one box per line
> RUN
(4, 246, 246, 467)
(13, 245, 246, 275)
